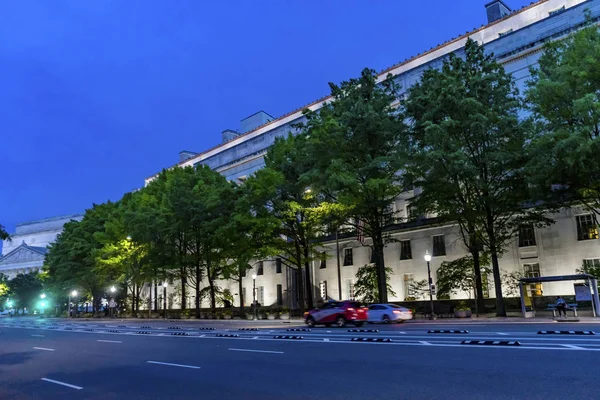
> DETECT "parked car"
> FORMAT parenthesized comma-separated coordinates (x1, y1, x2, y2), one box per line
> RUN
(0, 310, 9, 317)
(304, 301, 368, 328)
(367, 304, 412, 323)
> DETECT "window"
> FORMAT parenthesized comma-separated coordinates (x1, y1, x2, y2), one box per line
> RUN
(518, 224, 536, 247)
(276, 284, 283, 306)
(577, 215, 598, 241)
(258, 286, 264, 305)
(432, 235, 446, 256)
(319, 252, 326, 269)
(276, 258, 282, 274)
(583, 258, 600, 271)
(549, 6, 565, 16)
(524, 263, 542, 296)
(403, 273, 414, 299)
(257, 261, 264, 275)
(319, 281, 327, 300)
(346, 279, 355, 299)
(400, 240, 412, 260)
(343, 248, 353, 266)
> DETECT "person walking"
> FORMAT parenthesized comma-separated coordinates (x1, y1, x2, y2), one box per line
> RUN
(556, 296, 567, 318)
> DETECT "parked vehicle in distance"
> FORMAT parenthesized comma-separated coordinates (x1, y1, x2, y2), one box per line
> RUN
(367, 304, 413, 323)
(0, 310, 9, 317)
(304, 301, 368, 328)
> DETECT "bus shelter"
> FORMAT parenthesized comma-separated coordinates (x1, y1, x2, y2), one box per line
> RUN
(519, 274, 600, 318)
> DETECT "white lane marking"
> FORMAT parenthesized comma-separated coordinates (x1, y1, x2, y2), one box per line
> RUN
(419, 341, 432, 345)
(33, 347, 55, 351)
(562, 344, 586, 350)
(324, 338, 330, 342)
(146, 361, 201, 369)
(97, 340, 122, 343)
(326, 331, 332, 333)
(398, 332, 407, 334)
(252, 336, 259, 339)
(497, 332, 509, 335)
(199, 334, 206, 338)
(41, 378, 82, 390)
(31, 334, 45, 337)
(228, 348, 283, 354)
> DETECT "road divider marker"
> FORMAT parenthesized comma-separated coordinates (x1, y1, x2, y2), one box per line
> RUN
(171, 332, 189, 336)
(108, 330, 121, 333)
(141, 326, 152, 329)
(239, 328, 259, 331)
(216, 334, 240, 338)
(274, 335, 303, 340)
(228, 348, 284, 354)
(117, 325, 127, 328)
(461, 340, 521, 346)
(147, 361, 200, 369)
(97, 340, 122, 343)
(198, 327, 216, 331)
(136, 331, 152, 335)
(428, 330, 469, 334)
(348, 329, 379, 333)
(350, 337, 392, 343)
(167, 326, 182, 330)
(537, 330, 595, 335)
(41, 378, 82, 390)
(287, 328, 311, 332)
(33, 347, 55, 351)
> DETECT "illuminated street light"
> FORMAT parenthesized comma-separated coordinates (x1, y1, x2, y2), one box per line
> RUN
(71, 290, 78, 297)
(110, 286, 116, 293)
(40, 293, 46, 299)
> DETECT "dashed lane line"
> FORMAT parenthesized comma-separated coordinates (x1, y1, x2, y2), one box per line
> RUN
(33, 347, 55, 351)
(97, 340, 122, 343)
(228, 348, 284, 354)
(41, 378, 82, 390)
(147, 361, 201, 369)
(31, 334, 45, 337)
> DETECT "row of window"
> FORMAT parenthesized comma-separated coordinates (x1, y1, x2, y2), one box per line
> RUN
(517, 215, 599, 247)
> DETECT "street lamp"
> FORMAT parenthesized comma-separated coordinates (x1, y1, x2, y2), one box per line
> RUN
(69, 290, 78, 318)
(163, 282, 168, 320)
(110, 286, 116, 293)
(424, 251, 435, 320)
(40, 293, 46, 299)
(252, 273, 257, 320)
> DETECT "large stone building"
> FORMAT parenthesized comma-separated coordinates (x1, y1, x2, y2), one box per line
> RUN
(147, 0, 600, 309)
(0, 214, 83, 279)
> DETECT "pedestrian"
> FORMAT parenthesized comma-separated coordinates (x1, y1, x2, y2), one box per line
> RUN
(556, 296, 567, 318)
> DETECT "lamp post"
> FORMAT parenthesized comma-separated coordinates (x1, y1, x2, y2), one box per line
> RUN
(252, 273, 257, 320)
(109, 286, 116, 318)
(424, 251, 435, 320)
(70, 290, 78, 318)
(39, 294, 47, 317)
(163, 282, 168, 320)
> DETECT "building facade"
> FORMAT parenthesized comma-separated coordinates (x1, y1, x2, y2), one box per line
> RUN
(0, 214, 83, 279)
(146, 0, 600, 309)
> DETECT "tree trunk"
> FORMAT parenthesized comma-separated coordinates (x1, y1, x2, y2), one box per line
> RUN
(195, 263, 201, 319)
(207, 262, 217, 315)
(486, 209, 506, 317)
(303, 245, 314, 310)
(471, 242, 485, 314)
(336, 228, 342, 300)
(154, 282, 158, 311)
(238, 266, 245, 316)
(373, 233, 388, 303)
(180, 271, 187, 310)
(131, 283, 136, 314)
(294, 243, 305, 314)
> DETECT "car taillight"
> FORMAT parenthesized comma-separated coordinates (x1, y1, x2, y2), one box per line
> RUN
(393, 310, 402, 314)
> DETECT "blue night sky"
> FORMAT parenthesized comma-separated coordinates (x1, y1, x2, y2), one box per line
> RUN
(1, 0, 532, 235)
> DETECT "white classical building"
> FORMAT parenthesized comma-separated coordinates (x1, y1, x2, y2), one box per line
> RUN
(0, 214, 83, 279)
(145, 0, 600, 309)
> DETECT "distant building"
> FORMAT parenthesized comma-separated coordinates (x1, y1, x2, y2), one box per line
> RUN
(0, 214, 83, 279)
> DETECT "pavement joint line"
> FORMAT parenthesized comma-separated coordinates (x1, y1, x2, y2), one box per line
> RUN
(147, 361, 201, 369)
(33, 347, 55, 351)
(562, 344, 586, 350)
(41, 378, 82, 390)
(97, 340, 122, 343)
(228, 348, 284, 354)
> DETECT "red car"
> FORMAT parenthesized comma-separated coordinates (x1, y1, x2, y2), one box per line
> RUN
(304, 301, 368, 328)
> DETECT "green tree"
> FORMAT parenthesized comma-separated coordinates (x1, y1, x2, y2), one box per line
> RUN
(526, 18, 600, 215)
(302, 68, 410, 303)
(0, 224, 8, 240)
(405, 39, 549, 317)
(8, 272, 43, 311)
(354, 264, 396, 304)
(436, 255, 492, 301)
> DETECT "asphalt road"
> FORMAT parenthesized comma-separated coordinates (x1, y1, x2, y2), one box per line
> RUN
(1, 318, 599, 399)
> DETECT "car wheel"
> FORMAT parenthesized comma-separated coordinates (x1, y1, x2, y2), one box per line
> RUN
(324, 324, 332, 327)
(306, 317, 315, 328)
(336, 316, 346, 328)
(354, 322, 364, 327)
(382, 315, 390, 324)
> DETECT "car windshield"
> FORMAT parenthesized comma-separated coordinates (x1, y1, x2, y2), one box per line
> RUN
(347, 302, 363, 309)
(389, 304, 404, 309)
